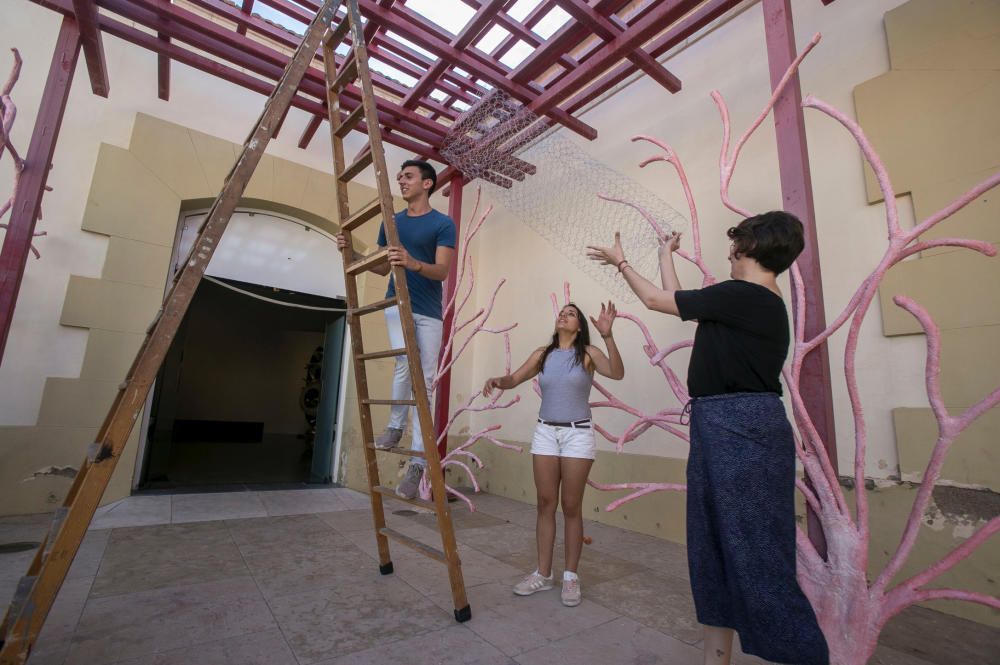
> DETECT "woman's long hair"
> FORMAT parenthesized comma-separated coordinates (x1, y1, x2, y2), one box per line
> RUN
(538, 303, 590, 373)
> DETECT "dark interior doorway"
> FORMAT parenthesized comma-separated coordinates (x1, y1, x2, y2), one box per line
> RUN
(140, 278, 346, 490)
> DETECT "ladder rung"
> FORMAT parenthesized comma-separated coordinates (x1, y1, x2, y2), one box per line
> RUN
(330, 57, 358, 93)
(346, 248, 388, 275)
(326, 17, 351, 47)
(379, 527, 446, 563)
(350, 297, 397, 317)
(342, 198, 383, 233)
(356, 348, 406, 361)
(373, 485, 438, 513)
(340, 146, 373, 182)
(363, 399, 417, 406)
(368, 445, 425, 459)
(335, 104, 366, 138)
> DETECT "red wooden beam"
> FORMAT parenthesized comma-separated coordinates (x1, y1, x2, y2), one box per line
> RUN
(552, 0, 681, 93)
(71, 0, 110, 96)
(528, 0, 701, 117)
(237, 0, 254, 36)
(157, 31, 170, 101)
(298, 113, 324, 149)
(357, 0, 597, 140)
(510, 0, 631, 85)
(0, 16, 80, 365)
(565, 0, 739, 113)
(761, 0, 836, 556)
(435, 173, 463, 456)
(401, 0, 507, 110)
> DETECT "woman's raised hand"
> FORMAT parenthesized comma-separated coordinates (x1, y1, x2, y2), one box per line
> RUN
(482, 376, 503, 398)
(590, 301, 617, 338)
(586, 231, 626, 267)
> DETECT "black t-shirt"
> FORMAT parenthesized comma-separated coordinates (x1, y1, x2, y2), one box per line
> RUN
(674, 280, 789, 397)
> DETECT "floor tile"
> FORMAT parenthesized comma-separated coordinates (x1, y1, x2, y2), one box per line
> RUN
(426, 580, 619, 657)
(587, 569, 701, 645)
(879, 604, 1000, 665)
(64, 577, 275, 665)
(113, 628, 297, 665)
(90, 521, 249, 598)
(90, 497, 171, 530)
(258, 489, 347, 516)
(313, 625, 516, 665)
(171, 491, 266, 523)
(329, 488, 373, 510)
(268, 572, 452, 664)
(514, 616, 701, 665)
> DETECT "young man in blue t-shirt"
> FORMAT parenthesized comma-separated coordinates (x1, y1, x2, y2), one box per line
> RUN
(336, 160, 456, 499)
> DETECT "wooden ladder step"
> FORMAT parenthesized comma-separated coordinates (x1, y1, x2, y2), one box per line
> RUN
(368, 445, 425, 459)
(350, 297, 397, 317)
(340, 145, 373, 182)
(372, 486, 437, 512)
(335, 104, 366, 138)
(341, 197, 383, 232)
(330, 57, 358, 93)
(379, 527, 446, 563)
(356, 348, 406, 361)
(345, 247, 388, 275)
(362, 399, 416, 406)
(326, 17, 351, 47)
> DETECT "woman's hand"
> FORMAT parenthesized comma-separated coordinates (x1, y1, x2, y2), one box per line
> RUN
(589, 301, 617, 338)
(586, 231, 626, 268)
(658, 231, 682, 260)
(482, 377, 503, 398)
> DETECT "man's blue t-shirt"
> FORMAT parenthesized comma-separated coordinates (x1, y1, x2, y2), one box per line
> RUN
(377, 209, 456, 320)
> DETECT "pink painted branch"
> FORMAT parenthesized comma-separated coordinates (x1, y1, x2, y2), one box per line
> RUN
(894, 516, 1000, 598)
(713, 33, 821, 218)
(888, 588, 1000, 613)
(873, 296, 999, 594)
(586, 479, 686, 512)
(796, 477, 822, 515)
(908, 170, 1000, 241)
(632, 134, 715, 284)
(897, 238, 996, 262)
(435, 279, 510, 387)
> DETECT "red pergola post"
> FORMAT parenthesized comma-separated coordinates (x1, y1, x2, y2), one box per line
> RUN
(435, 173, 463, 458)
(0, 16, 81, 366)
(762, 0, 838, 557)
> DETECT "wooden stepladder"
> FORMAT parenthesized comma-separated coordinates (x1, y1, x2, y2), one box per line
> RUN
(0, 1, 378, 663)
(323, 0, 470, 623)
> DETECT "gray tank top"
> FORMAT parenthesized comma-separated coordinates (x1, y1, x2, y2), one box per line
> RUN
(538, 348, 593, 422)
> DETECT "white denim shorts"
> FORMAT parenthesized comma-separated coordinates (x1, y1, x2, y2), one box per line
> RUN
(530, 420, 596, 460)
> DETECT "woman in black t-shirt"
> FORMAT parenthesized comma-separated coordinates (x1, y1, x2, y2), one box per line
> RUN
(588, 212, 828, 665)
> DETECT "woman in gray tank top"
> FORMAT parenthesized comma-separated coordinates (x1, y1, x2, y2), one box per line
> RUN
(482, 301, 624, 607)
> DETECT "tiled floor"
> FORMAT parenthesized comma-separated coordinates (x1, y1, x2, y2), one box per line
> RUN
(0, 488, 997, 665)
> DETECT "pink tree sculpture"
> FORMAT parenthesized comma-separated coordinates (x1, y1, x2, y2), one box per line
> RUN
(580, 33, 999, 665)
(0, 49, 48, 258)
(415, 189, 523, 508)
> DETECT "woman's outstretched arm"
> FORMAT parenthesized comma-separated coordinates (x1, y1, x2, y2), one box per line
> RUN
(482, 347, 545, 397)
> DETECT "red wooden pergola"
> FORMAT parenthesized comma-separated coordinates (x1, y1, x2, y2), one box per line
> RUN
(1, 0, 838, 551)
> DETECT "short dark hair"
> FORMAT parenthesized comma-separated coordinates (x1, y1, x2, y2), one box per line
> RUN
(400, 159, 437, 195)
(727, 211, 805, 275)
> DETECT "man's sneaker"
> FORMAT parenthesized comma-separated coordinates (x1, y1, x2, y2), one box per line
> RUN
(396, 463, 423, 500)
(561, 576, 581, 607)
(374, 427, 403, 450)
(513, 572, 554, 596)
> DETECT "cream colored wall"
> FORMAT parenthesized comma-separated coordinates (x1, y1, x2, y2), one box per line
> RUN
(451, 0, 999, 626)
(0, 110, 391, 514)
(0, 2, 407, 428)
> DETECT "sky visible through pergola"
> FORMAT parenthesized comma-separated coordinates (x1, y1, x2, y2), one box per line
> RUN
(252, 0, 573, 106)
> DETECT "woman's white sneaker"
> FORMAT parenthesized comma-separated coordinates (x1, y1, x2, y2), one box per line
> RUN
(513, 572, 554, 596)
(561, 577, 581, 606)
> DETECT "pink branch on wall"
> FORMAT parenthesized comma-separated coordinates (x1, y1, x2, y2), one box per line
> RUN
(0, 49, 47, 259)
(574, 32, 999, 664)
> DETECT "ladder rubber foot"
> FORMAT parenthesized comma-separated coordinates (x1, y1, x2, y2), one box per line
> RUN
(454, 605, 472, 623)
(379, 561, 394, 575)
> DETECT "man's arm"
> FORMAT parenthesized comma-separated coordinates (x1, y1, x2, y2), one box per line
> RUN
(387, 245, 454, 280)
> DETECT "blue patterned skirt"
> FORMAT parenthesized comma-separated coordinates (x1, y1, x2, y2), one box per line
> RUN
(687, 392, 829, 665)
